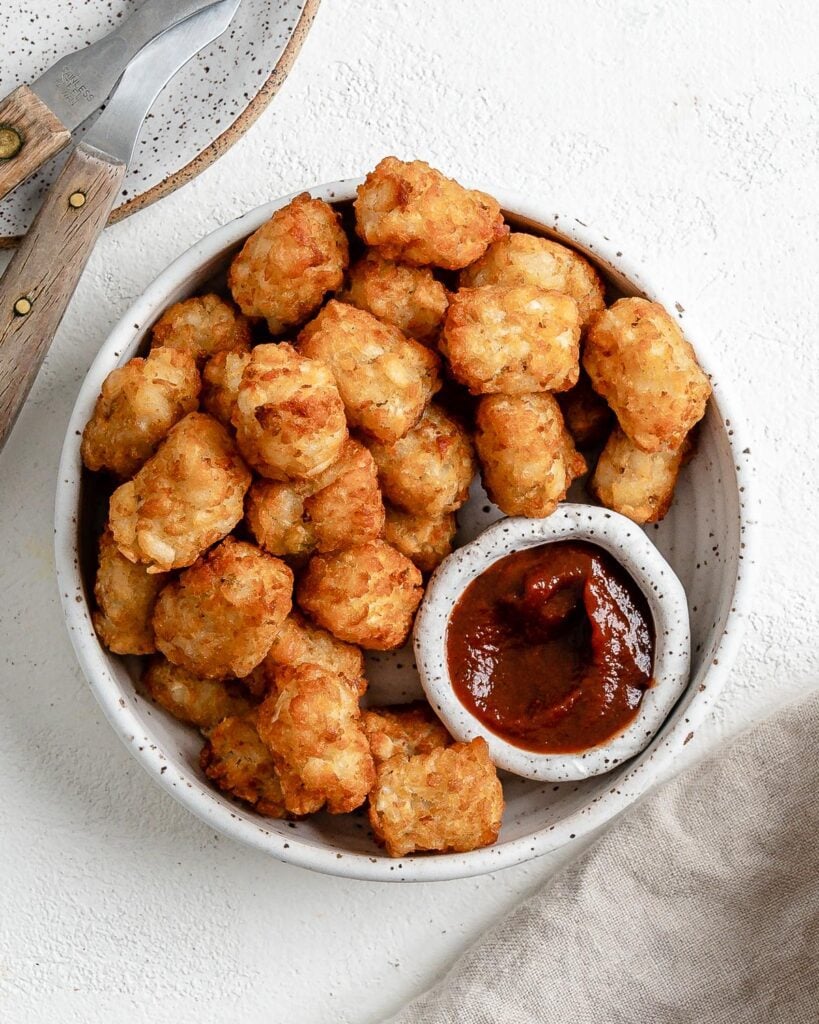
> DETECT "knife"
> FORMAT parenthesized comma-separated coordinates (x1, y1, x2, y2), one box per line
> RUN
(0, 0, 227, 204)
(0, 0, 243, 451)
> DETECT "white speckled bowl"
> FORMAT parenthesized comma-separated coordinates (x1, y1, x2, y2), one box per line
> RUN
(415, 507, 691, 781)
(55, 177, 756, 882)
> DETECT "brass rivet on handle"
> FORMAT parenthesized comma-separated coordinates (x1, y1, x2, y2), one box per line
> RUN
(68, 191, 87, 209)
(0, 125, 23, 160)
(13, 297, 32, 317)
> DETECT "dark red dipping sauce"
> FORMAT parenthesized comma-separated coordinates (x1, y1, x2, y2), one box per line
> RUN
(446, 541, 655, 754)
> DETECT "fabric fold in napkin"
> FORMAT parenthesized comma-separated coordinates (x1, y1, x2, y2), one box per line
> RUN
(387, 690, 819, 1024)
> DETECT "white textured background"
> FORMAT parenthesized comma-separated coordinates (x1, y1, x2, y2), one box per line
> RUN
(1, 2, 817, 1021)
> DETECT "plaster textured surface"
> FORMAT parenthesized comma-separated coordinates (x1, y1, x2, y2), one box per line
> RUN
(1, 2, 817, 1021)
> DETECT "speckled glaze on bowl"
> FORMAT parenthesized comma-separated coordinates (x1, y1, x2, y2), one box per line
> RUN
(0, 0, 320, 246)
(55, 177, 757, 882)
(415, 507, 691, 782)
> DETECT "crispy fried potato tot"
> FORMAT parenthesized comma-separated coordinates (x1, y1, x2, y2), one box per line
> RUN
(200, 712, 287, 817)
(368, 738, 504, 857)
(256, 610, 366, 696)
(297, 540, 423, 650)
(304, 438, 385, 551)
(556, 368, 613, 448)
(584, 298, 711, 452)
(384, 506, 456, 573)
(362, 702, 451, 766)
(81, 347, 200, 478)
(153, 538, 293, 679)
(150, 293, 251, 363)
(441, 285, 581, 395)
(475, 393, 586, 517)
(108, 412, 250, 573)
(366, 404, 476, 516)
(460, 232, 605, 326)
(257, 663, 375, 815)
(245, 439, 385, 559)
(591, 426, 685, 524)
(201, 349, 251, 428)
(233, 342, 347, 480)
(354, 157, 507, 270)
(245, 478, 316, 559)
(298, 300, 441, 443)
(341, 253, 449, 343)
(143, 656, 254, 729)
(228, 193, 349, 334)
(93, 529, 167, 655)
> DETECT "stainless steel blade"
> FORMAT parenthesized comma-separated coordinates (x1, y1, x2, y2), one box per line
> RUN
(29, 0, 227, 131)
(83, 0, 242, 169)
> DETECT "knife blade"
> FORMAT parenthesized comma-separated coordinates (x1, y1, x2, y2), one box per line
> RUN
(30, 0, 229, 133)
(0, 0, 243, 451)
(84, 0, 242, 167)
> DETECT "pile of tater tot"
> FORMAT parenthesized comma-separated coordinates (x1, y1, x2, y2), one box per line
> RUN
(82, 156, 710, 857)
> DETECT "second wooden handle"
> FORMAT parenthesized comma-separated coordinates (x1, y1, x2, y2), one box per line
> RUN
(0, 85, 72, 203)
(0, 142, 125, 451)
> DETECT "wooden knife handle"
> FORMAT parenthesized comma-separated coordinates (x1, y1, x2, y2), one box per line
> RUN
(0, 85, 73, 203)
(0, 142, 125, 450)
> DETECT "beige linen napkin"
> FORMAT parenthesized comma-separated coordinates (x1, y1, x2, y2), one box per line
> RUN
(388, 690, 819, 1024)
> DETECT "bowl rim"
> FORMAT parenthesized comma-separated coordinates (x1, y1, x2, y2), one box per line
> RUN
(54, 176, 758, 882)
(414, 505, 691, 781)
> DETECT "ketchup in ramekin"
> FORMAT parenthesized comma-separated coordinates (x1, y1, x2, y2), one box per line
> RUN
(446, 541, 655, 754)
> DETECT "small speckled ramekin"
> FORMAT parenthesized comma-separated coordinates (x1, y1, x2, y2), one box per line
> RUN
(414, 505, 691, 782)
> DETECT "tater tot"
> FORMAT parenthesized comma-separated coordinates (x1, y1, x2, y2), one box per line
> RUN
(200, 712, 287, 817)
(297, 540, 423, 650)
(584, 297, 711, 452)
(153, 538, 293, 679)
(232, 343, 347, 480)
(556, 368, 613, 448)
(475, 393, 586, 517)
(245, 439, 385, 560)
(108, 412, 250, 573)
(245, 478, 316, 559)
(143, 656, 254, 729)
(341, 253, 449, 343)
(362, 702, 451, 766)
(354, 157, 507, 270)
(591, 426, 685, 524)
(298, 300, 441, 443)
(441, 285, 581, 394)
(201, 349, 251, 428)
(366, 404, 476, 516)
(257, 610, 366, 696)
(228, 193, 349, 334)
(368, 738, 504, 858)
(150, 293, 251, 363)
(81, 347, 200, 478)
(93, 529, 167, 655)
(256, 664, 375, 815)
(305, 438, 385, 552)
(460, 232, 605, 326)
(384, 506, 456, 573)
